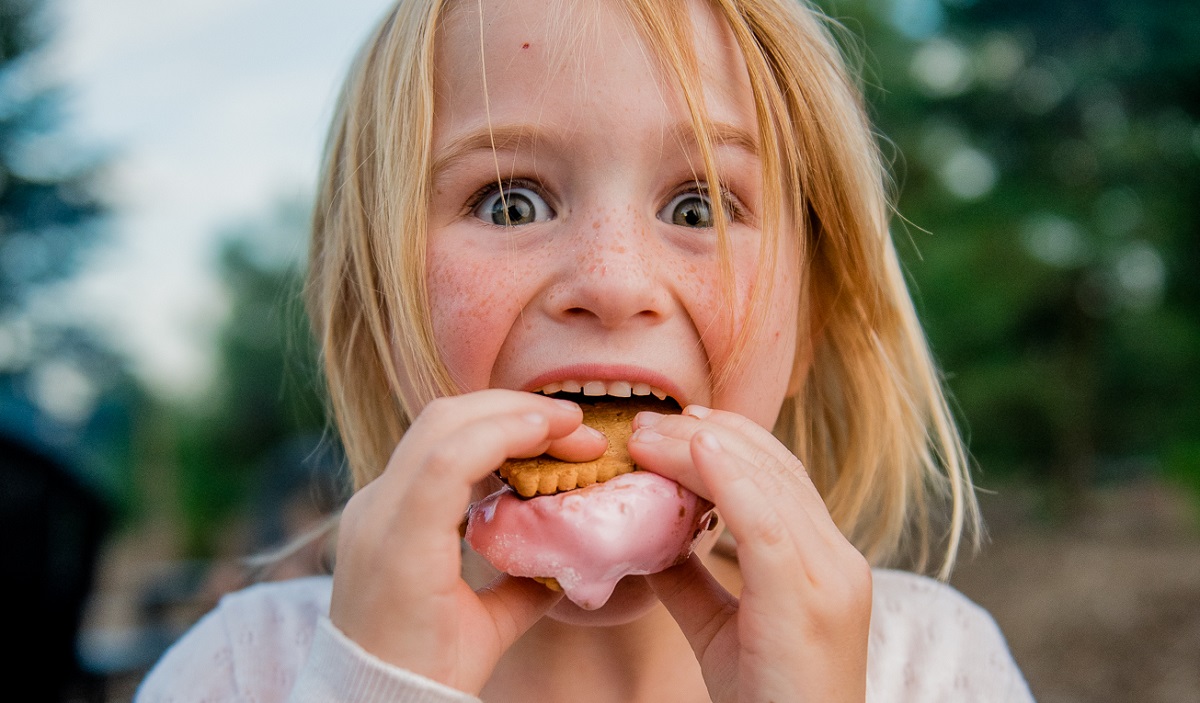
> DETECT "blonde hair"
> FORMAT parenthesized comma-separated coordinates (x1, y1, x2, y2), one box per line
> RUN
(307, 0, 979, 578)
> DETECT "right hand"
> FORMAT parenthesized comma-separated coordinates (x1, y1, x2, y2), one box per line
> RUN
(328, 390, 604, 694)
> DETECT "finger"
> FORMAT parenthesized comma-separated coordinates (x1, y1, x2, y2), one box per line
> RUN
(509, 422, 608, 461)
(627, 423, 710, 498)
(544, 422, 608, 461)
(476, 575, 564, 654)
(634, 410, 830, 531)
(639, 406, 800, 477)
(396, 411, 559, 531)
(645, 555, 737, 659)
(404, 391, 586, 461)
(688, 430, 842, 591)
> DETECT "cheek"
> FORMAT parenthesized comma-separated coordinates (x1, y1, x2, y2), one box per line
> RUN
(698, 242, 800, 425)
(426, 247, 528, 391)
(684, 244, 782, 364)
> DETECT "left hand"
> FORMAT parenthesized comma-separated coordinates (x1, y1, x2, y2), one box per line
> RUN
(628, 405, 872, 703)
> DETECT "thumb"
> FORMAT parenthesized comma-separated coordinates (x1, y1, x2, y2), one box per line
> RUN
(646, 555, 738, 656)
(476, 575, 563, 650)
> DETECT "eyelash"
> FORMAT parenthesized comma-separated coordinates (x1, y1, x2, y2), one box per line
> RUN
(463, 178, 553, 222)
(667, 183, 749, 225)
(460, 178, 749, 226)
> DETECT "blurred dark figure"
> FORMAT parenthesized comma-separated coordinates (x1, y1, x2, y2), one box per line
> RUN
(0, 387, 112, 702)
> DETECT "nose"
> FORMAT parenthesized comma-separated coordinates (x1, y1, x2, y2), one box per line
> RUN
(544, 210, 672, 329)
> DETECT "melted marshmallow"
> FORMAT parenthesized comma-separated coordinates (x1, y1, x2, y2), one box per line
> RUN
(465, 472, 712, 610)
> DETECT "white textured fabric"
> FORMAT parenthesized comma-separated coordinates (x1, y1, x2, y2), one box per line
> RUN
(135, 570, 1034, 702)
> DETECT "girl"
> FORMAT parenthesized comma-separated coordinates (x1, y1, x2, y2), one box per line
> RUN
(138, 0, 1033, 700)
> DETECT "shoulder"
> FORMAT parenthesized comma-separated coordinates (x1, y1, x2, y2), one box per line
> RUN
(870, 568, 993, 628)
(214, 574, 334, 630)
(866, 569, 1034, 702)
(137, 576, 333, 703)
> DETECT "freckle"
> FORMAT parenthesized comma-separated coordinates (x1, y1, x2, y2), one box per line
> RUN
(592, 220, 600, 230)
(522, 42, 530, 49)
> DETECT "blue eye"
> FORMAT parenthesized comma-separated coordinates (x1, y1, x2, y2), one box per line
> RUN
(472, 184, 553, 226)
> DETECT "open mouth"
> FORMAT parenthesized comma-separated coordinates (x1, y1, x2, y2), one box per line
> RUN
(532, 380, 683, 414)
(490, 381, 683, 498)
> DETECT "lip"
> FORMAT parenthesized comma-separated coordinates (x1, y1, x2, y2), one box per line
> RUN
(521, 364, 690, 407)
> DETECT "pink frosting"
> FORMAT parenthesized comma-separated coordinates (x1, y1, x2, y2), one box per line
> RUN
(465, 472, 713, 610)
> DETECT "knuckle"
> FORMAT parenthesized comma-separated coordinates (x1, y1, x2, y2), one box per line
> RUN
(725, 412, 758, 434)
(338, 489, 370, 531)
(814, 548, 873, 621)
(422, 442, 463, 473)
(419, 396, 456, 424)
(747, 509, 793, 549)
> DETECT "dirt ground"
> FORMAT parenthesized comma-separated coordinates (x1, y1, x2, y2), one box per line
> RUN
(84, 478, 1200, 702)
(952, 480, 1200, 703)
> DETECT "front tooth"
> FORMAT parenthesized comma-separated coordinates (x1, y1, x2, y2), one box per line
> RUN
(540, 381, 563, 395)
(651, 386, 667, 400)
(583, 381, 607, 396)
(562, 380, 582, 393)
(609, 381, 632, 397)
(631, 382, 651, 396)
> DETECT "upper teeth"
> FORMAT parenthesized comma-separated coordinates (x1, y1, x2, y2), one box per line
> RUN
(537, 380, 668, 400)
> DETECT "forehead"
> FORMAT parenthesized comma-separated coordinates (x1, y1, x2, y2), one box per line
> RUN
(431, 0, 756, 145)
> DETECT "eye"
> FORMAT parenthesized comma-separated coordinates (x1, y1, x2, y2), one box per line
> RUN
(472, 183, 553, 227)
(658, 186, 736, 229)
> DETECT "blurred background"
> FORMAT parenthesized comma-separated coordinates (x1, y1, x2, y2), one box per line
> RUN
(0, 0, 1195, 700)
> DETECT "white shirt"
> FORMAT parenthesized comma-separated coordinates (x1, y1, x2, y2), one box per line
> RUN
(136, 569, 1034, 702)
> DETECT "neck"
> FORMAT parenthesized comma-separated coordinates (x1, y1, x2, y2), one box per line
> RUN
(483, 596, 708, 703)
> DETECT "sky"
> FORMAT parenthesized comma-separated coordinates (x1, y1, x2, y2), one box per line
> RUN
(44, 0, 393, 397)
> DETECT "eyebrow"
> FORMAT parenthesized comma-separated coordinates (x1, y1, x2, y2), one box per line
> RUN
(431, 125, 546, 181)
(430, 120, 759, 179)
(668, 120, 760, 158)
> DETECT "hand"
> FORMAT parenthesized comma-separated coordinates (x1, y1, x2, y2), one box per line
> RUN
(630, 406, 872, 703)
(329, 390, 605, 694)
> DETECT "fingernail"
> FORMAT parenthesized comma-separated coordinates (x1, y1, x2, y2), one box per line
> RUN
(631, 428, 663, 443)
(696, 430, 721, 452)
(581, 424, 605, 439)
(684, 405, 712, 419)
(523, 412, 547, 425)
(553, 398, 579, 412)
(635, 411, 663, 428)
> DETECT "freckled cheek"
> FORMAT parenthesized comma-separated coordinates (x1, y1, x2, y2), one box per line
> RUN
(425, 253, 530, 391)
(674, 251, 774, 360)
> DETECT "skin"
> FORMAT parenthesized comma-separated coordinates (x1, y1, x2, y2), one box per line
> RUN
(330, 0, 872, 700)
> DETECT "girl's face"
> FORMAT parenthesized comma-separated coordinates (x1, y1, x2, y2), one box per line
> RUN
(427, 0, 800, 424)
(426, 0, 800, 619)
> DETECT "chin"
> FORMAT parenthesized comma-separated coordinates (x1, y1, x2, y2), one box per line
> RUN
(544, 575, 664, 627)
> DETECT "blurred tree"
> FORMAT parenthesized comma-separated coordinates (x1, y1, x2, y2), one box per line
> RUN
(0, 0, 138, 512)
(827, 0, 1200, 506)
(172, 198, 331, 556)
(0, 0, 105, 314)
(0, 1, 143, 696)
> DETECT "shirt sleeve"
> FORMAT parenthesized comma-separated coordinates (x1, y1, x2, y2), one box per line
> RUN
(135, 578, 478, 703)
(288, 618, 480, 703)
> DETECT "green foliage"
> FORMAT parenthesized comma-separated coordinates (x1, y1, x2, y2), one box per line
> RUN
(0, 0, 106, 313)
(825, 0, 1200, 494)
(0, 0, 139, 522)
(172, 199, 328, 556)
